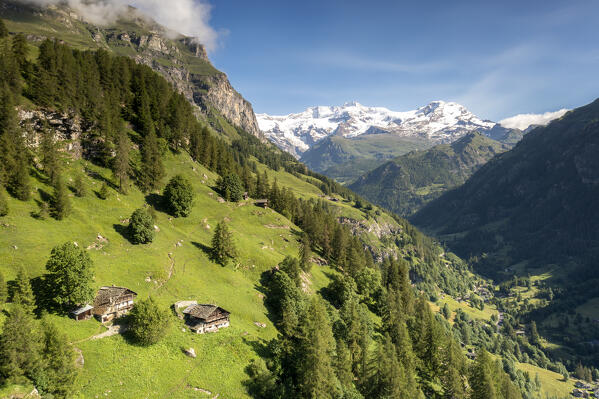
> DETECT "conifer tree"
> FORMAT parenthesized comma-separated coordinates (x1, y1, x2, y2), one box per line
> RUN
(0, 188, 8, 216)
(369, 334, 408, 398)
(73, 174, 87, 197)
(11, 33, 28, 71)
(442, 339, 467, 399)
(112, 129, 131, 193)
(139, 129, 164, 192)
(52, 176, 71, 220)
(211, 220, 237, 265)
(470, 349, 497, 399)
(45, 242, 95, 308)
(299, 233, 312, 272)
(0, 271, 6, 305)
(0, 305, 42, 384)
(13, 267, 36, 314)
(39, 319, 77, 398)
(218, 172, 243, 202)
(0, 18, 8, 38)
(298, 297, 341, 399)
(529, 321, 540, 346)
(98, 181, 110, 200)
(41, 130, 61, 183)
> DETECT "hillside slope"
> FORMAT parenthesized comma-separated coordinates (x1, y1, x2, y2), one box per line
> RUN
(350, 132, 509, 216)
(412, 99, 599, 360)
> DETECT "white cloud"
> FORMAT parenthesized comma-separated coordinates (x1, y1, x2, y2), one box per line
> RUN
(499, 109, 569, 130)
(15, 0, 219, 51)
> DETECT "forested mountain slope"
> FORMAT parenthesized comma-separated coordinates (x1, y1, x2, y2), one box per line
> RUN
(350, 132, 509, 216)
(0, 0, 261, 138)
(412, 99, 599, 364)
(0, 17, 534, 399)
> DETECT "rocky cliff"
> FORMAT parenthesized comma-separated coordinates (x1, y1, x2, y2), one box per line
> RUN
(0, 0, 262, 138)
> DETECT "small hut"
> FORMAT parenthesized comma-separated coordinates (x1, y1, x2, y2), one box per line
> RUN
(70, 304, 93, 321)
(255, 199, 268, 208)
(93, 286, 137, 323)
(243, 192, 249, 200)
(183, 304, 230, 334)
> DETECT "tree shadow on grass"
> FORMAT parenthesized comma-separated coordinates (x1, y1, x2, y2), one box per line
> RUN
(145, 193, 168, 214)
(113, 223, 135, 245)
(84, 166, 118, 190)
(191, 241, 213, 259)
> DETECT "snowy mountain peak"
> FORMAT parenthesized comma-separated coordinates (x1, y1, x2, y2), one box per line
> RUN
(257, 101, 497, 158)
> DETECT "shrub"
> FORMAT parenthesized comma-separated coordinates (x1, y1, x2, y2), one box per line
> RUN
(163, 174, 194, 217)
(128, 208, 155, 244)
(129, 297, 170, 346)
(0, 189, 8, 216)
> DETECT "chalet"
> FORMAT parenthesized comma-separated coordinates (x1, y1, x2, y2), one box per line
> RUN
(255, 199, 268, 208)
(70, 304, 93, 321)
(93, 286, 137, 323)
(183, 304, 230, 334)
(243, 192, 249, 200)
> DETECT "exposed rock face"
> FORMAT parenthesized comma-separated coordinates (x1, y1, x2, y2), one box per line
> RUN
(337, 216, 402, 239)
(18, 109, 85, 158)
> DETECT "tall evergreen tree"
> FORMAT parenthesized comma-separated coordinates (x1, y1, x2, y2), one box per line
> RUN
(112, 129, 131, 193)
(40, 129, 61, 183)
(298, 297, 341, 399)
(38, 319, 77, 398)
(211, 220, 238, 265)
(0, 18, 8, 38)
(299, 233, 312, 272)
(45, 242, 95, 308)
(0, 187, 8, 216)
(0, 305, 42, 385)
(13, 267, 36, 314)
(11, 33, 28, 71)
(369, 334, 408, 398)
(52, 176, 71, 220)
(139, 129, 164, 192)
(0, 270, 7, 305)
(470, 349, 497, 399)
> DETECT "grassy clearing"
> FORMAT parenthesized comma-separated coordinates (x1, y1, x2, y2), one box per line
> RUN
(0, 151, 337, 398)
(516, 362, 574, 398)
(435, 296, 498, 323)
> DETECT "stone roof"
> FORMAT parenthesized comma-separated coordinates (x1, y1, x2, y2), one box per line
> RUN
(183, 304, 229, 322)
(94, 286, 137, 307)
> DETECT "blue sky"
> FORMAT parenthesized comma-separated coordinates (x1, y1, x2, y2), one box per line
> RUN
(206, 0, 599, 120)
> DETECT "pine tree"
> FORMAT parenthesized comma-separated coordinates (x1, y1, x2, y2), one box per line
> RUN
(13, 267, 36, 314)
(529, 321, 540, 346)
(0, 305, 42, 384)
(369, 334, 408, 398)
(0, 270, 7, 305)
(45, 242, 95, 308)
(470, 349, 497, 399)
(52, 176, 71, 220)
(442, 339, 466, 399)
(98, 181, 110, 200)
(0, 19, 8, 38)
(299, 233, 312, 272)
(0, 187, 8, 216)
(73, 174, 87, 197)
(112, 129, 131, 193)
(298, 297, 341, 399)
(218, 172, 244, 202)
(40, 129, 61, 183)
(11, 33, 28, 71)
(139, 129, 164, 192)
(211, 220, 237, 265)
(39, 319, 77, 398)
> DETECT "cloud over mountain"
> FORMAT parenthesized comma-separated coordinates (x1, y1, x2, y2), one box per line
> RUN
(15, 0, 219, 50)
(499, 108, 569, 130)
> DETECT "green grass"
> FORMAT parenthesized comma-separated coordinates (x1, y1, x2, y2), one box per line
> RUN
(433, 296, 498, 323)
(0, 151, 337, 398)
(576, 297, 599, 319)
(516, 362, 574, 398)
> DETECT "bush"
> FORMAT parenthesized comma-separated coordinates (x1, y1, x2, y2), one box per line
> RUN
(98, 182, 110, 200)
(45, 242, 95, 308)
(128, 208, 155, 244)
(217, 172, 244, 202)
(73, 175, 87, 197)
(163, 174, 194, 217)
(129, 297, 170, 346)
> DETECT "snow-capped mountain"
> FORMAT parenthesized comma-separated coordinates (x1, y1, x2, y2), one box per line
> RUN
(257, 101, 498, 158)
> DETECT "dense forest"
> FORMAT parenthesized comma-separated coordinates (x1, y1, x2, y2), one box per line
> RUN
(0, 19, 573, 398)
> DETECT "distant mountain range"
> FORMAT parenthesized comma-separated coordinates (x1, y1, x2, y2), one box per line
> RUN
(349, 132, 510, 216)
